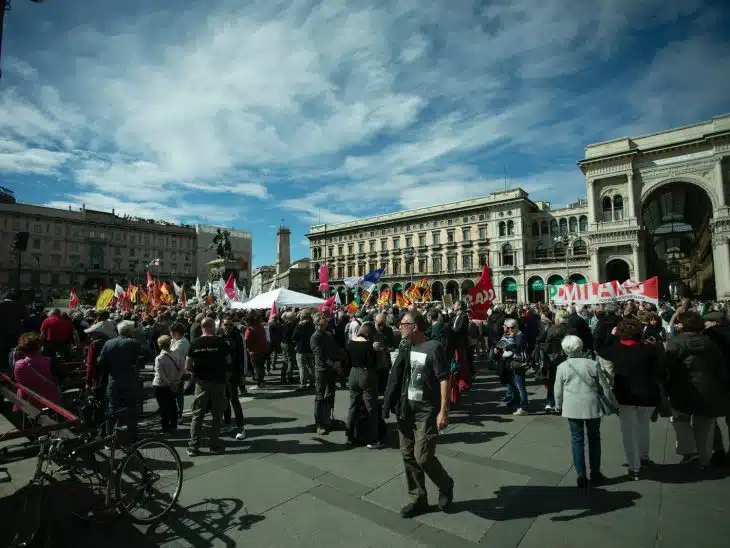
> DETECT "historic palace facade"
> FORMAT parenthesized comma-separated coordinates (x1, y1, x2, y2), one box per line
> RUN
(307, 113, 730, 303)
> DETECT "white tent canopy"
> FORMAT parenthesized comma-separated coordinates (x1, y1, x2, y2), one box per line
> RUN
(230, 288, 325, 310)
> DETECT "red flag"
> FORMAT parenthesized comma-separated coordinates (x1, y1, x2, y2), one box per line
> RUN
(68, 288, 80, 308)
(318, 295, 335, 313)
(465, 265, 496, 320)
(269, 301, 277, 323)
(224, 273, 237, 301)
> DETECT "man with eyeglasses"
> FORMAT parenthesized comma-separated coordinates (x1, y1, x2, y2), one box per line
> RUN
(384, 310, 454, 519)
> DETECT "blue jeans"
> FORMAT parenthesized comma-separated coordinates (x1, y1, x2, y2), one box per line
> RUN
(507, 371, 529, 411)
(568, 418, 601, 478)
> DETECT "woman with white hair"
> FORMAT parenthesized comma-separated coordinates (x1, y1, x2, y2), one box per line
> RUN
(493, 318, 529, 415)
(554, 334, 617, 491)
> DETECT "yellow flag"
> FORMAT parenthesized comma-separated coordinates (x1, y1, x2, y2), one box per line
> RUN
(95, 288, 115, 312)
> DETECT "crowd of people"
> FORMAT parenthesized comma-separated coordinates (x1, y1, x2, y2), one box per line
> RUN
(2, 291, 730, 518)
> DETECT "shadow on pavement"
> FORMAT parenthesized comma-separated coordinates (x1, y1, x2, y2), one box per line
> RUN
(438, 430, 508, 445)
(450, 485, 642, 522)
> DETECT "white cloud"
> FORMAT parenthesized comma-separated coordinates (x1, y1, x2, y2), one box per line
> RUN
(1, 0, 727, 232)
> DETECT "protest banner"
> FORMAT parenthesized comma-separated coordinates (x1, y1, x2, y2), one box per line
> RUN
(548, 276, 659, 306)
(464, 265, 496, 319)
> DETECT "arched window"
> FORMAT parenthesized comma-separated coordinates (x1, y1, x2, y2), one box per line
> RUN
(540, 220, 548, 235)
(554, 241, 566, 258)
(531, 221, 539, 237)
(507, 220, 515, 236)
(573, 239, 587, 255)
(602, 197, 612, 222)
(559, 218, 568, 235)
(502, 243, 514, 266)
(550, 219, 558, 234)
(613, 195, 624, 221)
(498, 221, 506, 237)
(579, 215, 588, 232)
(535, 242, 547, 259)
(569, 217, 578, 233)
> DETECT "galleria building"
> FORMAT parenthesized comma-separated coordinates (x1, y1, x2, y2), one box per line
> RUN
(307, 114, 730, 304)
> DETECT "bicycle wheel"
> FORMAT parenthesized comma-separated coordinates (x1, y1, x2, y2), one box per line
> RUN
(115, 439, 183, 524)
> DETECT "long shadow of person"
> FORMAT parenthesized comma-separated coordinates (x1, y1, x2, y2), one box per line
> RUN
(448, 485, 642, 522)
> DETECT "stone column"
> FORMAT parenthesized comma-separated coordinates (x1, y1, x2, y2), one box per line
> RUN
(713, 235, 730, 298)
(716, 158, 726, 207)
(631, 244, 642, 281)
(627, 171, 636, 218)
(590, 247, 601, 282)
(587, 179, 597, 225)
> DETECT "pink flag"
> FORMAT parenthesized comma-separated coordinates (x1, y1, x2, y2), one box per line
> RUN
(224, 273, 237, 301)
(318, 264, 330, 293)
(269, 301, 278, 322)
(318, 295, 335, 312)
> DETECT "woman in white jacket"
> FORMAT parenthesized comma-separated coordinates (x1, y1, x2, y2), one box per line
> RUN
(153, 335, 185, 434)
(555, 335, 617, 492)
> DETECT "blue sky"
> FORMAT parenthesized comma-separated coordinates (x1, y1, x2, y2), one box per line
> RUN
(2, 0, 730, 267)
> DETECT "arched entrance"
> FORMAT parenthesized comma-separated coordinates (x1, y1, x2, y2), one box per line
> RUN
(445, 280, 459, 302)
(460, 279, 475, 299)
(605, 260, 630, 283)
(527, 276, 545, 302)
(569, 273, 587, 284)
(431, 281, 444, 301)
(641, 182, 714, 297)
(501, 277, 518, 302)
(547, 274, 564, 287)
(392, 282, 403, 304)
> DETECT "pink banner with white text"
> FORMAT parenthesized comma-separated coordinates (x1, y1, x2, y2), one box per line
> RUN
(549, 277, 659, 306)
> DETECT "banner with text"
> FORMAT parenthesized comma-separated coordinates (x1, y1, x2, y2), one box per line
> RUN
(548, 276, 659, 306)
(464, 265, 496, 320)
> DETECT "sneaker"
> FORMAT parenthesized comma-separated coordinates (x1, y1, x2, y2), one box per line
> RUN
(235, 428, 247, 441)
(544, 405, 555, 413)
(438, 481, 454, 511)
(400, 500, 428, 519)
(209, 445, 225, 454)
(186, 447, 201, 457)
(316, 427, 329, 435)
(366, 442, 384, 449)
(513, 408, 529, 416)
(628, 470, 640, 481)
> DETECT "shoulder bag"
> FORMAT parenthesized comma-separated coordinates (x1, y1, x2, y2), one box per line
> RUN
(566, 360, 618, 416)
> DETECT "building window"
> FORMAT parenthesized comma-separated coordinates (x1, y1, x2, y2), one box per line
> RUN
(479, 214, 485, 221)
(462, 254, 472, 270)
(347, 244, 353, 254)
(369, 262, 377, 272)
(393, 237, 400, 249)
(535, 242, 547, 258)
(380, 238, 387, 251)
(501, 244, 514, 266)
(338, 245, 344, 256)
(171, 263, 177, 272)
(579, 215, 588, 232)
(358, 242, 364, 253)
(447, 230, 455, 243)
(369, 240, 376, 252)
(130, 248, 136, 257)
(392, 261, 400, 275)
(479, 254, 488, 266)
(498, 221, 506, 237)
(51, 255, 61, 266)
(32, 254, 41, 268)
(347, 265, 355, 277)
(418, 234, 426, 247)
(418, 258, 427, 273)
(114, 246, 121, 256)
(507, 220, 515, 236)
(541, 220, 548, 234)
(554, 241, 566, 258)
(573, 239, 587, 255)
(52, 240, 61, 251)
(184, 264, 191, 274)
(447, 255, 457, 272)
(405, 236, 412, 248)
(113, 259, 121, 271)
(478, 227, 487, 240)
(569, 217, 578, 233)
(613, 195, 624, 220)
(559, 218, 568, 235)
(171, 238, 177, 248)
(89, 246, 104, 269)
(462, 228, 470, 241)
(432, 231, 440, 245)
(34, 223, 42, 233)
(531, 222, 539, 237)
(432, 257, 442, 272)
(405, 260, 413, 275)
(51, 273, 60, 285)
(32, 238, 41, 249)
(55, 226, 61, 235)
(602, 197, 613, 222)
(550, 219, 558, 234)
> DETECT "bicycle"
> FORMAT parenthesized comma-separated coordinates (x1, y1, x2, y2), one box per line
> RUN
(10, 402, 184, 548)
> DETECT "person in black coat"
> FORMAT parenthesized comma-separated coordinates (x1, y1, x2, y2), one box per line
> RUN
(602, 317, 664, 480)
(702, 310, 730, 466)
(565, 305, 593, 355)
(593, 303, 620, 358)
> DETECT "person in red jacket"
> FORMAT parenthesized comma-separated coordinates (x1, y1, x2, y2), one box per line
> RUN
(245, 313, 270, 388)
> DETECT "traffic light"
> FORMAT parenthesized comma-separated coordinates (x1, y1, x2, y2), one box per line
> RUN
(12, 231, 29, 252)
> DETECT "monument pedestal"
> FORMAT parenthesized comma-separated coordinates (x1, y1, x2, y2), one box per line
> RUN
(207, 259, 239, 283)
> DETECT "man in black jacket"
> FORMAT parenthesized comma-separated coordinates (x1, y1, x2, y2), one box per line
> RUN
(703, 310, 730, 467)
(217, 316, 246, 441)
(565, 305, 593, 355)
(310, 313, 342, 434)
(593, 303, 620, 358)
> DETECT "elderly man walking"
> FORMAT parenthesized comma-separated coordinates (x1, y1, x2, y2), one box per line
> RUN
(310, 313, 342, 434)
(97, 320, 152, 442)
(186, 318, 231, 456)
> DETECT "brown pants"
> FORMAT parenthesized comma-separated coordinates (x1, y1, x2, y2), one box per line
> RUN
(398, 420, 452, 502)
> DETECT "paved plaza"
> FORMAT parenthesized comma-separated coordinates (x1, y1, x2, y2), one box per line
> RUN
(2, 362, 730, 547)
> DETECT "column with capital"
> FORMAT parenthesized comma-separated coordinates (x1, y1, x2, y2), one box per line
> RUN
(631, 244, 642, 281)
(587, 179, 597, 225)
(627, 171, 636, 218)
(715, 158, 727, 208)
(712, 233, 730, 298)
(590, 247, 601, 282)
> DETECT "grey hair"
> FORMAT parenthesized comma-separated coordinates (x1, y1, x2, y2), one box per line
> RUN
(567, 305, 577, 315)
(561, 334, 584, 357)
(504, 318, 519, 329)
(117, 320, 136, 337)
